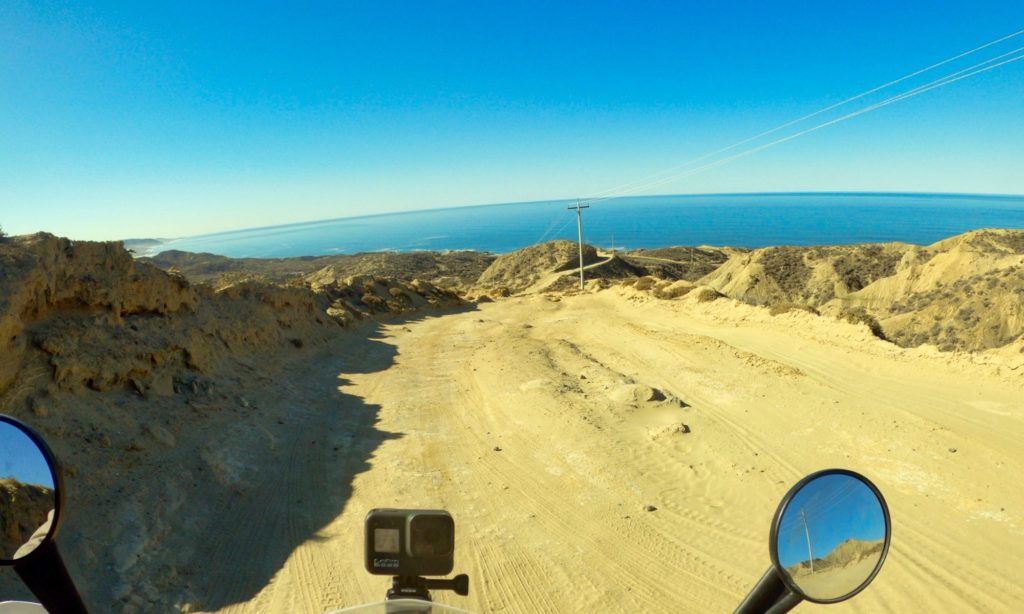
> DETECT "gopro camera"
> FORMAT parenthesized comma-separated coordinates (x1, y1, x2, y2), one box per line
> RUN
(365, 509, 455, 576)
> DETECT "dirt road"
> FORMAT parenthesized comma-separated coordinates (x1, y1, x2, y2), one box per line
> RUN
(203, 289, 1024, 613)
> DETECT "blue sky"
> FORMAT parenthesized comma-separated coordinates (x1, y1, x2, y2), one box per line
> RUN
(0, 423, 56, 489)
(2, 1, 1022, 240)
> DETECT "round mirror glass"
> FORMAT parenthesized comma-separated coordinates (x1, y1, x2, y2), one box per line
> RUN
(0, 419, 58, 562)
(773, 471, 889, 602)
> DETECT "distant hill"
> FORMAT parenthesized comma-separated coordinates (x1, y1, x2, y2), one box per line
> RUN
(698, 243, 911, 306)
(786, 538, 885, 577)
(623, 246, 735, 281)
(834, 230, 1024, 351)
(142, 249, 496, 290)
(474, 240, 603, 293)
(697, 229, 1024, 352)
(473, 240, 734, 294)
(122, 238, 174, 256)
(144, 229, 1024, 352)
(540, 254, 649, 292)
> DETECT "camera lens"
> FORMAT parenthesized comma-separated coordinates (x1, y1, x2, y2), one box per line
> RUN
(410, 515, 454, 557)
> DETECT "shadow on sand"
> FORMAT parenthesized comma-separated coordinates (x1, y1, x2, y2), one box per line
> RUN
(179, 305, 477, 612)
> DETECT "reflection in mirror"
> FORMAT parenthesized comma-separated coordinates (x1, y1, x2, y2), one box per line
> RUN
(0, 421, 56, 561)
(776, 473, 887, 601)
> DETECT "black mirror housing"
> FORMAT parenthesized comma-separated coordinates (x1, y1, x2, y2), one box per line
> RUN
(0, 415, 65, 565)
(769, 469, 891, 604)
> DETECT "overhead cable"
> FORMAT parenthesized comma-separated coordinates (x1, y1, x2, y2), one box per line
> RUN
(587, 28, 1024, 203)
(591, 49, 1024, 200)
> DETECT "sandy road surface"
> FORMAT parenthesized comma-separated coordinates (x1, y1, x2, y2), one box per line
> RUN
(792, 558, 881, 602)
(203, 289, 1024, 613)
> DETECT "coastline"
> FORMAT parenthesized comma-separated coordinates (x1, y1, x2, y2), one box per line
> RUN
(149, 193, 1024, 259)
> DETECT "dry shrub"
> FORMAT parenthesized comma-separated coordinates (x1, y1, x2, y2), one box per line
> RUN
(840, 307, 887, 341)
(634, 276, 657, 291)
(769, 302, 820, 316)
(654, 283, 695, 300)
(388, 286, 413, 306)
(759, 247, 811, 296)
(361, 293, 386, 309)
(832, 245, 902, 291)
(695, 287, 724, 303)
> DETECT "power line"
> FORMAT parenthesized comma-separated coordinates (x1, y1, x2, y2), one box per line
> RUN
(529, 28, 1023, 250)
(801, 508, 815, 573)
(779, 481, 864, 538)
(592, 50, 1024, 199)
(779, 480, 864, 535)
(587, 28, 1024, 203)
(543, 216, 577, 243)
(568, 199, 590, 290)
(535, 204, 570, 244)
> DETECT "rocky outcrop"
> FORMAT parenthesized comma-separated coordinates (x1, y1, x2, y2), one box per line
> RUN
(306, 273, 465, 327)
(693, 229, 1024, 352)
(0, 234, 468, 401)
(1, 234, 199, 395)
(0, 234, 338, 399)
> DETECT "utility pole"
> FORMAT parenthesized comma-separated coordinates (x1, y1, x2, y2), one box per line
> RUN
(568, 199, 590, 290)
(801, 508, 815, 574)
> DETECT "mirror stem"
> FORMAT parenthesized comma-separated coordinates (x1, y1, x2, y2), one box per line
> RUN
(13, 540, 89, 614)
(734, 567, 802, 614)
(764, 591, 804, 614)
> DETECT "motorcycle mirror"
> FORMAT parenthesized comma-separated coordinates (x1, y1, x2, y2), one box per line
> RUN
(770, 469, 891, 603)
(0, 416, 64, 565)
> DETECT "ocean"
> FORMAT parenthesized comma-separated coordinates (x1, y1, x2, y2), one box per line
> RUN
(157, 193, 1024, 258)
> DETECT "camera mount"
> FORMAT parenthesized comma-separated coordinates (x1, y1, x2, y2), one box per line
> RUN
(387, 574, 470, 602)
